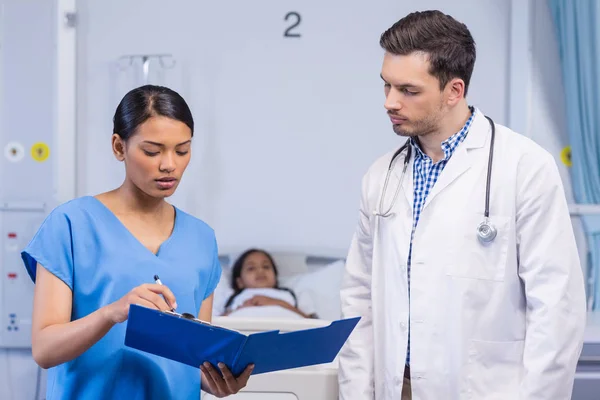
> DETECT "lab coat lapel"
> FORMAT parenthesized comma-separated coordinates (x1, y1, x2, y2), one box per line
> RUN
(422, 111, 489, 210)
(422, 146, 471, 210)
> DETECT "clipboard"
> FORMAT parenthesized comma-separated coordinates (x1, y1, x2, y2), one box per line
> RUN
(124, 304, 360, 376)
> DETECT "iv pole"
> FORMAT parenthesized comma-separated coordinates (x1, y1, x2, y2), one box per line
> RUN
(116, 54, 176, 84)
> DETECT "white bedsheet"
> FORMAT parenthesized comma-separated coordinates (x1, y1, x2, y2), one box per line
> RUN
(228, 288, 296, 311)
(227, 305, 304, 319)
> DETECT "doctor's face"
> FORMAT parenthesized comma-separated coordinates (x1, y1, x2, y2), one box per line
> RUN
(381, 52, 449, 137)
(113, 116, 192, 199)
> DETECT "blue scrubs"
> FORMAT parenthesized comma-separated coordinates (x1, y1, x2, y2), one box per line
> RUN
(21, 196, 222, 400)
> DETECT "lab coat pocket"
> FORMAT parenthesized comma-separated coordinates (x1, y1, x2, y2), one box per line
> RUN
(466, 339, 524, 399)
(447, 213, 510, 281)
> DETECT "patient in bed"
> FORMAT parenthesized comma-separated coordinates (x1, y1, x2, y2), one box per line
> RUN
(222, 249, 318, 319)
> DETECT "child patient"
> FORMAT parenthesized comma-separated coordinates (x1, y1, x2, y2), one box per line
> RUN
(222, 249, 318, 319)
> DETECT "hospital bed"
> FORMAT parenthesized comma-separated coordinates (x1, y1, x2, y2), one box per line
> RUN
(202, 249, 347, 400)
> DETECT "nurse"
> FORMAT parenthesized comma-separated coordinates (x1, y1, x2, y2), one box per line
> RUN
(21, 85, 253, 399)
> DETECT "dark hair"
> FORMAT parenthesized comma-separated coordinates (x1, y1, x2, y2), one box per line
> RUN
(380, 10, 476, 95)
(113, 84, 194, 141)
(229, 249, 280, 290)
(224, 248, 297, 311)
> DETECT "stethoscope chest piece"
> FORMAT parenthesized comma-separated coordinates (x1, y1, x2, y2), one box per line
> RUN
(477, 219, 497, 244)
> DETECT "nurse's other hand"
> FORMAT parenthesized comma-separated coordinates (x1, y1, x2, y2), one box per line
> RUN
(200, 362, 254, 398)
(105, 284, 177, 324)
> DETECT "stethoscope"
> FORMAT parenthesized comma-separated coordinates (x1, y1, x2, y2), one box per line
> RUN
(374, 116, 498, 244)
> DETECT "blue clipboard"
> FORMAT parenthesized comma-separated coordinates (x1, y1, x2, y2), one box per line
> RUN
(124, 304, 360, 376)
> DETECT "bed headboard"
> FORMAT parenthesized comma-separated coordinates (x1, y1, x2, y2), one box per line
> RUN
(217, 248, 347, 278)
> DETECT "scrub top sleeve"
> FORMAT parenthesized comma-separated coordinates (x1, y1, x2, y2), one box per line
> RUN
(21, 209, 74, 291)
(204, 234, 222, 300)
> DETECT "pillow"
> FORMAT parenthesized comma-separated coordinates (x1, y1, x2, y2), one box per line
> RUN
(212, 268, 233, 316)
(281, 260, 346, 321)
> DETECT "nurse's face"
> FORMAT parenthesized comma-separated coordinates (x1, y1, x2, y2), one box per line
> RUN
(237, 252, 277, 290)
(113, 116, 192, 199)
(381, 51, 452, 138)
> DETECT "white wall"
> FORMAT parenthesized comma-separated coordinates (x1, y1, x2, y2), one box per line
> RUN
(0, 0, 582, 398)
(0, 1, 53, 399)
(76, 0, 512, 253)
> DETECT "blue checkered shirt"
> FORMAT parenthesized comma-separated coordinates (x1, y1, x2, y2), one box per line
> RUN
(405, 109, 474, 366)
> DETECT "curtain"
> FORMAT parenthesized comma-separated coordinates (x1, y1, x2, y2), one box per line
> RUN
(548, 0, 600, 310)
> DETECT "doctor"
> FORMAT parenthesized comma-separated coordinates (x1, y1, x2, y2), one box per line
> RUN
(338, 10, 587, 400)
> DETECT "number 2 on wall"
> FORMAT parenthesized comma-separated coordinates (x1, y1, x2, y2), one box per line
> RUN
(284, 12, 301, 38)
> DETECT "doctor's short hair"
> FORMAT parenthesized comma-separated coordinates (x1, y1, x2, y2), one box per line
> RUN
(380, 10, 476, 96)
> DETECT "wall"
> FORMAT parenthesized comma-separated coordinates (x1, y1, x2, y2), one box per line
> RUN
(0, 1, 53, 399)
(75, 0, 512, 253)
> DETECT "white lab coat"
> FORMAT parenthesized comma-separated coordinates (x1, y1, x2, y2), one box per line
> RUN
(338, 109, 587, 400)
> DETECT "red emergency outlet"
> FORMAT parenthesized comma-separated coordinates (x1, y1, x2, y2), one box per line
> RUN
(7, 273, 17, 279)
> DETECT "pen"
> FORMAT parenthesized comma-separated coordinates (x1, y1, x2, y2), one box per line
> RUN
(154, 274, 175, 312)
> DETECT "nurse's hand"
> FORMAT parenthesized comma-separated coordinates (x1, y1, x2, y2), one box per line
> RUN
(200, 361, 254, 397)
(105, 284, 177, 324)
